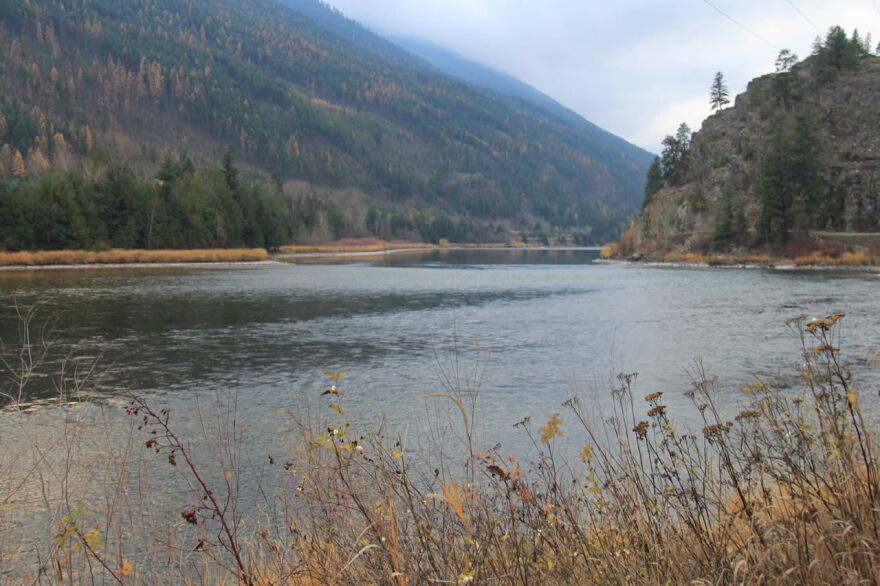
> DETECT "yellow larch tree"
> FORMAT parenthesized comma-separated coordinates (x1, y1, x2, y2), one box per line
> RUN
(26, 147, 49, 175)
(11, 149, 26, 178)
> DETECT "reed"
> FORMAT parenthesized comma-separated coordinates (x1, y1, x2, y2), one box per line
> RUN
(793, 250, 880, 266)
(278, 239, 434, 255)
(661, 251, 709, 263)
(0, 248, 269, 266)
(2, 310, 878, 584)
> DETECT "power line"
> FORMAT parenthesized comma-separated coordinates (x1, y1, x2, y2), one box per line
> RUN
(700, 0, 781, 50)
(785, 0, 821, 35)
(872, 0, 880, 20)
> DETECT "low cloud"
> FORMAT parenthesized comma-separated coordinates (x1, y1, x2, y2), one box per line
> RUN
(325, 0, 880, 153)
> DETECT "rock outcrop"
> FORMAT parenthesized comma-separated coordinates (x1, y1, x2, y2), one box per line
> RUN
(637, 55, 880, 255)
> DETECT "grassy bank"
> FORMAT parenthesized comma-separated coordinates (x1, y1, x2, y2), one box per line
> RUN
(277, 238, 436, 255)
(602, 245, 880, 268)
(277, 238, 550, 257)
(0, 248, 270, 267)
(605, 228, 880, 268)
(1, 312, 878, 583)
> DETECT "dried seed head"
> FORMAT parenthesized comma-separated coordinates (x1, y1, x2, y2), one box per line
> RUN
(647, 405, 666, 418)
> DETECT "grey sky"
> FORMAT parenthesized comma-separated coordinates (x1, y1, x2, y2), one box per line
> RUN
(323, 0, 880, 153)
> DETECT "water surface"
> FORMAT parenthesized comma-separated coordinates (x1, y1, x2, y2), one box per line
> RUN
(0, 249, 878, 452)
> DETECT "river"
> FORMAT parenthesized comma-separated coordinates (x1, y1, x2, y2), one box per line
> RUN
(0, 249, 878, 448)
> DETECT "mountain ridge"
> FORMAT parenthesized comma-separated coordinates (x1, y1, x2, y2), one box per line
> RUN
(0, 0, 651, 247)
(385, 34, 652, 165)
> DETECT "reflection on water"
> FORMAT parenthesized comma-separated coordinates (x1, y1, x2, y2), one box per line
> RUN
(0, 249, 878, 453)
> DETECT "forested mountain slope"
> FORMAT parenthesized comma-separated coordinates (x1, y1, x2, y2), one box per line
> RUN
(387, 35, 652, 169)
(0, 0, 650, 249)
(277, 0, 653, 198)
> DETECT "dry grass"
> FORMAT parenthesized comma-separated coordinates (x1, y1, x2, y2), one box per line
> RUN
(0, 248, 269, 266)
(223, 311, 878, 584)
(278, 238, 434, 255)
(661, 251, 709, 263)
(736, 253, 773, 264)
(3, 310, 880, 584)
(794, 250, 880, 267)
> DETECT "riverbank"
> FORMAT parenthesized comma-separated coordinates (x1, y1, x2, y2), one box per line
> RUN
(0, 248, 270, 267)
(601, 246, 880, 270)
(0, 240, 532, 269)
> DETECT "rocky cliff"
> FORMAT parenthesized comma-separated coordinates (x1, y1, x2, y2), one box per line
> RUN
(636, 54, 880, 255)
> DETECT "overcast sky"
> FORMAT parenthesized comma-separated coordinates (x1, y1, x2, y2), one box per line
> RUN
(323, 0, 880, 153)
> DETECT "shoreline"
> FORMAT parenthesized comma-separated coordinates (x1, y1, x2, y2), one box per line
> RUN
(276, 244, 604, 261)
(0, 260, 282, 272)
(596, 258, 880, 272)
(0, 244, 607, 270)
(2, 246, 877, 271)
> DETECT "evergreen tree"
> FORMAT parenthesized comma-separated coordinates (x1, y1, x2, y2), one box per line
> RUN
(709, 72, 730, 111)
(660, 123, 691, 185)
(222, 151, 241, 195)
(714, 189, 748, 249)
(758, 111, 824, 244)
(814, 26, 867, 80)
(642, 156, 663, 209)
(774, 49, 799, 73)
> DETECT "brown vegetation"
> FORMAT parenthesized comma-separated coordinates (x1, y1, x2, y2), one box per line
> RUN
(615, 241, 880, 268)
(0, 248, 269, 266)
(793, 250, 880, 267)
(277, 238, 435, 255)
(2, 312, 879, 584)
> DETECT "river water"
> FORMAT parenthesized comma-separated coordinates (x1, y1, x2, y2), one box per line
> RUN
(0, 248, 878, 449)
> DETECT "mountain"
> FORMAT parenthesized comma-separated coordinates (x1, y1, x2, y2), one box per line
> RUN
(386, 35, 652, 167)
(0, 0, 651, 249)
(277, 0, 653, 199)
(632, 30, 880, 258)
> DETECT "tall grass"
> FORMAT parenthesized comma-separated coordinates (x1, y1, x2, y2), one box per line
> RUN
(0, 248, 269, 267)
(2, 310, 878, 583)
(277, 239, 434, 255)
(793, 250, 880, 266)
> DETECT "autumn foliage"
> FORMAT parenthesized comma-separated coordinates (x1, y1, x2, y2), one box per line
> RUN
(0, 248, 268, 266)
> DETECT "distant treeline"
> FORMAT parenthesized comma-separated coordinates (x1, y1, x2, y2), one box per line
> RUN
(0, 154, 286, 251)
(0, 152, 613, 251)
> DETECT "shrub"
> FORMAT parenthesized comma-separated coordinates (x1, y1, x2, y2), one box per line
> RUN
(4, 310, 878, 584)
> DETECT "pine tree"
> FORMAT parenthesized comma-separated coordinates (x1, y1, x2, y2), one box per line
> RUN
(774, 49, 799, 73)
(714, 191, 735, 248)
(660, 123, 692, 185)
(222, 152, 241, 195)
(758, 145, 791, 244)
(642, 156, 663, 209)
(814, 26, 864, 80)
(714, 190, 748, 249)
(758, 112, 824, 244)
(710, 72, 730, 111)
